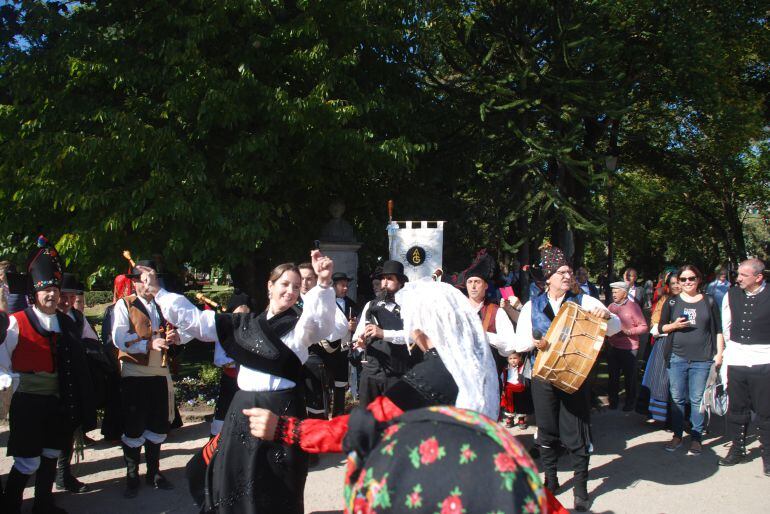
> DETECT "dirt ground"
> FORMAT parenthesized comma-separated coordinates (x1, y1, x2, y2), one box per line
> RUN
(1, 408, 769, 513)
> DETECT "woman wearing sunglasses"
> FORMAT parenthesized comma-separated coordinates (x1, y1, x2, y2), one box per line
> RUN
(658, 265, 725, 454)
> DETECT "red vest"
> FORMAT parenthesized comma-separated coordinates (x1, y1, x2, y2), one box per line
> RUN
(11, 310, 57, 373)
(480, 302, 498, 334)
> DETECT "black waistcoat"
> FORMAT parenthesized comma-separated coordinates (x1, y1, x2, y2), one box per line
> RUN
(728, 285, 770, 345)
(214, 307, 302, 381)
(22, 308, 97, 432)
(384, 348, 458, 411)
(366, 301, 419, 374)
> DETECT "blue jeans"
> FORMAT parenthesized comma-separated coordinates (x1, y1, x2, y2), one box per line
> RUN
(667, 353, 713, 441)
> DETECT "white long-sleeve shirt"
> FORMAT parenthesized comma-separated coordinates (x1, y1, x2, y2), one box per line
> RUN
(351, 300, 407, 346)
(112, 294, 188, 376)
(721, 282, 770, 367)
(155, 284, 338, 392)
(0, 307, 61, 391)
(469, 301, 517, 356)
(0, 306, 60, 371)
(111, 295, 163, 355)
(514, 293, 621, 353)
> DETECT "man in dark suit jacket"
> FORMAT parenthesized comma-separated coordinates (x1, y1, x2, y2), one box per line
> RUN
(576, 267, 600, 299)
(322, 272, 359, 416)
(624, 268, 645, 306)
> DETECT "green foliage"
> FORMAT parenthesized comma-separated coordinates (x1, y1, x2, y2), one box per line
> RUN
(197, 363, 222, 388)
(84, 290, 113, 306)
(0, 0, 766, 285)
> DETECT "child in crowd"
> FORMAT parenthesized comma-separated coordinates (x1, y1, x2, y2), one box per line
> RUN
(500, 351, 533, 429)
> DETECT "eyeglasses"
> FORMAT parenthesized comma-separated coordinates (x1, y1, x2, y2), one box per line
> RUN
(679, 276, 698, 282)
(554, 270, 573, 277)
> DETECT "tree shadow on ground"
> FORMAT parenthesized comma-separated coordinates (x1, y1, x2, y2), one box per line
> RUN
(568, 409, 728, 502)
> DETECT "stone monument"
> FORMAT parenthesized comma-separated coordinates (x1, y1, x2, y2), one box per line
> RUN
(319, 201, 362, 301)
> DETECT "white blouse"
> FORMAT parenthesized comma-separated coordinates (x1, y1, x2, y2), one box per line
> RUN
(155, 285, 342, 392)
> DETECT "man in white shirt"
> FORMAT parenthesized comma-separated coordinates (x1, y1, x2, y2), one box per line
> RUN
(352, 260, 413, 406)
(54, 273, 103, 494)
(112, 259, 185, 498)
(513, 245, 620, 512)
(718, 258, 770, 475)
(464, 267, 519, 391)
(0, 238, 96, 514)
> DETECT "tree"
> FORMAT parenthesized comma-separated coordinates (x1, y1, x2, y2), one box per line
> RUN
(0, 0, 427, 298)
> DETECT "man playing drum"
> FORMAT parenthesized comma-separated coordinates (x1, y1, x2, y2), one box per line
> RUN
(513, 245, 620, 512)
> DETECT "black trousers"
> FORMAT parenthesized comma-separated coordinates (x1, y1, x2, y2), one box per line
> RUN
(214, 372, 239, 421)
(358, 362, 402, 407)
(726, 364, 770, 445)
(606, 346, 638, 407)
(322, 348, 349, 416)
(121, 376, 170, 438)
(8, 392, 70, 457)
(303, 353, 328, 418)
(532, 377, 592, 454)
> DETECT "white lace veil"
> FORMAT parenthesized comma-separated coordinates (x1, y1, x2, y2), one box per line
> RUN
(396, 279, 500, 419)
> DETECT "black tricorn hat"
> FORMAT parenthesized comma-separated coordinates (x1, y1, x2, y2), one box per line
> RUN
(452, 249, 495, 289)
(332, 272, 353, 283)
(126, 259, 161, 279)
(227, 290, 254, 312)
(60, 272, 84, 294)
(374, 260, 408, 283)
(5, 270, 28, 295)
(27, 235, 63, 292)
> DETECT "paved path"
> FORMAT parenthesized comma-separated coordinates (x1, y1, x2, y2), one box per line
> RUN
(2, 409, 769, 513)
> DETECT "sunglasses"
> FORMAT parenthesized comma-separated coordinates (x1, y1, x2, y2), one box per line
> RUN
(679, 276, 698, 282)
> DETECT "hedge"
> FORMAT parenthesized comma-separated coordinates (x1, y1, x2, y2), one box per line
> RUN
(85, 290, 112, 305)
(85, 288, 234, 310)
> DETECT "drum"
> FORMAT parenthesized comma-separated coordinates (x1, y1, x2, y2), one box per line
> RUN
(533, 301, 608, 393)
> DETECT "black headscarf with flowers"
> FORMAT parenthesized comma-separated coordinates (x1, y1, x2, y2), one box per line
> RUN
(342, 406, 556, 514)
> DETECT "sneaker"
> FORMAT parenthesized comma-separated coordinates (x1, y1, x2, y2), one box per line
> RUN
(664, 436, 683, 452)
(689, 440, 702, 455)
(517, 418, 529, 430)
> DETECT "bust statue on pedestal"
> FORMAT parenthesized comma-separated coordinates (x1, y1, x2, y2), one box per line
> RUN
(320, 201, 358, 243)
(319, 201, 362, 300)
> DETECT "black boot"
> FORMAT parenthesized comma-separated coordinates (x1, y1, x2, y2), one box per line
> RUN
(144, 441, 173, 490)
(3, 466, 31, 514)
(572, 452, 591, 512)
(758, 424, 770, 477)
(539, 445, 560, 492)
(719, 422, 747, 466)
(332, 386, 346, 417)
(56, 439, 89, 493)
(32, 456, 67, 514)
(122, 443, 142, 498)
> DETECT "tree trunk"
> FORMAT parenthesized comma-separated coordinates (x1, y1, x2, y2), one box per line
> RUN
(230, 250, 271, 311)
(724, 204, 748, 261)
